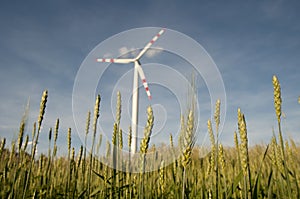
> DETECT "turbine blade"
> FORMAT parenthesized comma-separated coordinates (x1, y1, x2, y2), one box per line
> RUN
(136, 63, 152, 100)
(96, 58, 134, 64)
(135, 29, 165, 60)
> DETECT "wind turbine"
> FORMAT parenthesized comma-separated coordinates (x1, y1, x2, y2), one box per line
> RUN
(96, 29, 165, 154)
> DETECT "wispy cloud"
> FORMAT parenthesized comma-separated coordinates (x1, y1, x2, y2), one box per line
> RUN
(145, 46, 164, 58)
(117, 46, 164, 59)
(118, 46, 138, 58)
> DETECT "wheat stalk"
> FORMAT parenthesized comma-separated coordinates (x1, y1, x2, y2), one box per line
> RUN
(169, 133, 177, 182)
(181, 110, 195, 168)
(82, 111, 90, 189)
(214, 100, 221, 198)
(272, 75, 292, 198)
(207, 119, 215, 175)
(23, 90, 48, 199)
(237, 108, 252, 199)
(66, 127, 72, 198)
(3, 86, 300, 198)
(87, 94, 101, 198)
(68, 128, 72, 159)
(139, 106, 154, 197)
(180, 110, 195, 199)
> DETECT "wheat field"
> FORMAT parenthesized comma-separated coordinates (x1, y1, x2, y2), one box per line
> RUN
(0, 75, 299, 199)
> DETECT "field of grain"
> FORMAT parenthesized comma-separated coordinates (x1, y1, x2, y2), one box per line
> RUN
(0, 75, 299, 199)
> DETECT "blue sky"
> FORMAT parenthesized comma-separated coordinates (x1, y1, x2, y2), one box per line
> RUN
(0, 0, 300, 155)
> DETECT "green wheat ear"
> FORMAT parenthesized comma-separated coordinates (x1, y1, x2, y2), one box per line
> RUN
(275, 143, 284, 174)
(169, 134, 174, 149)
(272, 75, 282, 123)
(234, 131, 241, 171)
(140, 106, 154, 154)
(181, 110, 195, 168)
(128, 126, 132, 150)
(159, 160, 165, 195)
(68, 128, 71, 155)
(270, 136, 277, 168)
(77, 145, 83, 169)
(112, 123, 118, 146)
(9, 141, 15, 166)
(119, 129, 123, 149)
(116, 91, 121, 126)
(234, 131, 239, 152)
(218, 144, 225, 172)
(17, 119, 25, 153)
(85, 111, 91, 136)
(0, 138, 5, 159)
(178, 115, 185, 162)
(208, 119, 215, 170)
(93, 94, 101, 135)
(37, 90, 48, 133)
(71, 147, 75, 162)
(237, 109, 249, 176)
(54, 119, 59, 141)
(0, 138, 6, 151)
(214, 99, 221, 132)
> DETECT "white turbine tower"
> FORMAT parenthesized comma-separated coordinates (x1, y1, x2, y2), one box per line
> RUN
(96, 29, 165, 154)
